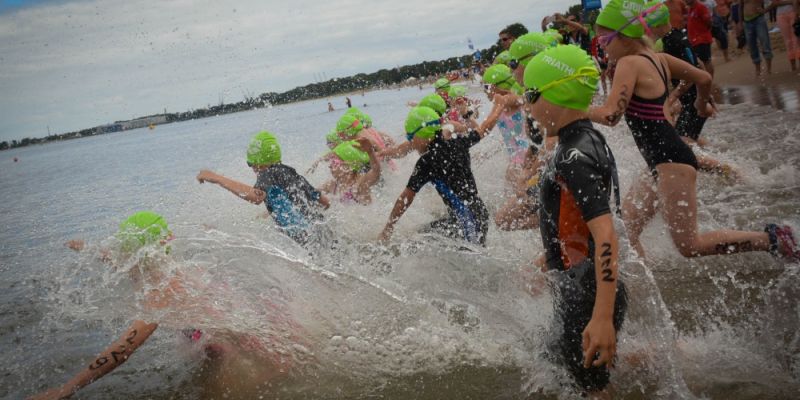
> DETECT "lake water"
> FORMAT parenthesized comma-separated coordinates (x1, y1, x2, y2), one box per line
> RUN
(1, 84, 799, 399)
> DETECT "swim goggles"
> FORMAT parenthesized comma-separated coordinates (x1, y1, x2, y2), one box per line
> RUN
(597, 1, 664, 47)
(523, 67, 599, 104)
(485, 76, 514, 91)
(509, 53, 534, 70)
(406, 119, 442, 141)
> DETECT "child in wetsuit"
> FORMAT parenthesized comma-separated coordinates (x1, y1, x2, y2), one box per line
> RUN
(378, 106, 491, 246)
(197, 131, 330, 244)
(523, 45, 627, 396)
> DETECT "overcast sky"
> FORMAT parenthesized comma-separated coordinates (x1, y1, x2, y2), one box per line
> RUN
(0, 0, 564, 142)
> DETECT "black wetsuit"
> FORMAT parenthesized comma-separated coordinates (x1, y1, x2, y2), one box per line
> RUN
(662, 28, 708, 140)
(625, 54, 699, 175)
(537, 119, 627, 392)
(254, 164, 324, 244)
(408, 130, 489, 245)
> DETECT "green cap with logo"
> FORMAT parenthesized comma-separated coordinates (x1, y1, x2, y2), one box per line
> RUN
(434, 78, 451, 90)
(344, 107, 372, 128)
(331, 140, 370, 171)
(405, 106, 441, 140)
(643, 0, 670, 28)
(336, 113, 364, 138)
(326, 128, 341, 149)
(482, 64, 515, 90)
(523, 45, 599, 111)
(447, 85, 468, 99)
(246, 131, 281, 166)
(419, 93, 447, 116)
(596, 0, 647, 38)
(494, 50, 513, 65)
(117, 211, 171, 253)
(510, 32, 555, 68)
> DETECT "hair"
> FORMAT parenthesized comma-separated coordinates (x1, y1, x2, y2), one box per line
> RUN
(499, 23, 529, 38)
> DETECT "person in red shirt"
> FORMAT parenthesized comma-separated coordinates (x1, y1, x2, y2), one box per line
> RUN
(686, 0, 716, 76)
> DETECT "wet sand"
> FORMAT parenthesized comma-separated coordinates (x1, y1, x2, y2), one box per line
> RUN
(712, 45, 800, 112)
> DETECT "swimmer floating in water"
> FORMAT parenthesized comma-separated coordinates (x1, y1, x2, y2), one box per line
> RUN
(197, 131, 330, 244)
(32, 211, 308, 399)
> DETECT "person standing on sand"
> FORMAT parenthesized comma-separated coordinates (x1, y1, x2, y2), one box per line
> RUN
(738, 0, 774, 75)
(767, 0, 800, 71)
(687, 0, 716, 76)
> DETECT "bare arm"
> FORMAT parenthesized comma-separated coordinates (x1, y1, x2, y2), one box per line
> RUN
(29, 321, 158, 400)
(478, 93, 512, 135)
(582, 214, 620, 369)
(196, 170, 265, 204)
(589, 59, 637, 126)
(355, 139, 382, 203)
(379, 141, 413, 159)
(378, 188, 416, 242)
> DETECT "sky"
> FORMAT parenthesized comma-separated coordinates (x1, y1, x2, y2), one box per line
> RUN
(0, 0, 565, 142)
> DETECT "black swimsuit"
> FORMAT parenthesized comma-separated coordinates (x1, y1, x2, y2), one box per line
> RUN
(624, 54, 698, 174)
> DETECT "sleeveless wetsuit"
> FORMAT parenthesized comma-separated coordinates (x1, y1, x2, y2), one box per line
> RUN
(624, 54, 698, 175)
(496, 110, 529, 164)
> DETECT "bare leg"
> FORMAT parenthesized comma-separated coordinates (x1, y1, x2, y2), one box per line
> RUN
(495, 195, 539, 231)
(621, 170, 659, 258)
(656, 163, 769, 257)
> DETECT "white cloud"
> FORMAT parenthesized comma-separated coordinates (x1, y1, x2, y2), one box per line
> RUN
(0, 0, 565, 141)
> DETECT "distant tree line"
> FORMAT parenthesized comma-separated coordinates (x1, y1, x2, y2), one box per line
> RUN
(1, 50, 487, 151)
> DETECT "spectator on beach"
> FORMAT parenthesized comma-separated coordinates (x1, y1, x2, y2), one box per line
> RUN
(706, 0, 732, 61)
(557, 13, 591, 52)
(687, 0, 716, 76)
(768, 0, 800, 71)
(738, 0, 773, 75)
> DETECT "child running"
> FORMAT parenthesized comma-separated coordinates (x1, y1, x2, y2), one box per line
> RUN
(197, 131, 330, 244)
(320, 138, 382, 205)
(590, 0, 798, 260)
(378, 106, 490, 246)
(523, 44, 627, 398)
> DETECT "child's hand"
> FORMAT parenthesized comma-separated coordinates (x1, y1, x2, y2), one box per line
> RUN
(196, 170, 215, 184)
(582, 317, 617, 369)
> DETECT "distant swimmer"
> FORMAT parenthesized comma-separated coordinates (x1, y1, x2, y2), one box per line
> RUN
(523, 44, 627, 398)
(197, 131, 330, 245)
(13, 157, 18, 162)
(345, 97, 352, 108)
(590, 0, 799, 261)
(327, 102, 334, 112)
(378, 106, 491, 246)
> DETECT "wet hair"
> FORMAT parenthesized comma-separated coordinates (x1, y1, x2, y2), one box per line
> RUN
(499, 23, 529, 39)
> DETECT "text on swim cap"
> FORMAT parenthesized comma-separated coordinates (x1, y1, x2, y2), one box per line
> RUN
(542, 55, 575, 76)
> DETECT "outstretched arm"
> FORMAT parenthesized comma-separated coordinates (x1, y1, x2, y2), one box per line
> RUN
(589, 59, 637, 126)
(379, 141, 413, 160)
(29, 320, 158, 400)
(378, 188, 416, 242)
(477, 94, 508, 135)
(582, 214, 620, 369)
(197, 170, 265, 204)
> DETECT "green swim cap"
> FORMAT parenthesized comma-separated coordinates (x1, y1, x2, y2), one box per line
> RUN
(405, 106, 441, 140)
(510, 32, 555, 68)
(419, 93, 447, 116)
(344, 107, 372, 128)
(483, 64, 515, 90)
(510, 82, 524, 96)
(524, 45, 599, 111)
(117, 211, 170, 253)
(643, 0, 670, 28)
(434, 78, 451, 90)
(596, 0, 647, 38)
(543, 29, 564, 45)
(494, 50, 513, 65)
(336, 113, 364, 138)
(448, 85, 467, 99)
(331, 140, 370, 171)
(325, 128, 341, 148)
(246, 131, 281, 166)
